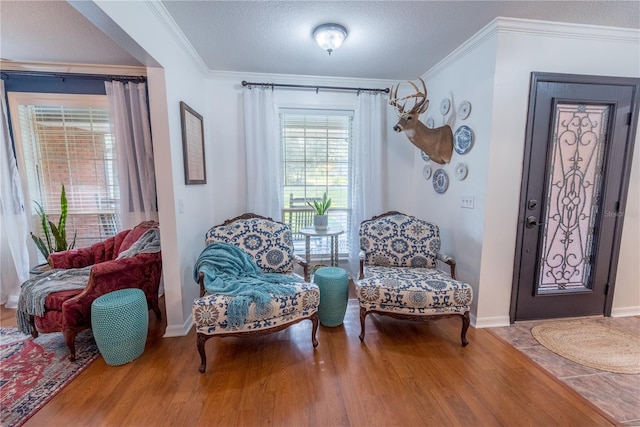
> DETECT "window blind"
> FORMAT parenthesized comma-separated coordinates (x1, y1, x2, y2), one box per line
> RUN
(18, 103, 118, 249)
(280, 111, 353, 257)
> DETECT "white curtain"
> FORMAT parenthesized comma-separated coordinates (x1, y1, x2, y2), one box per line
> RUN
(105, 81, 158, 229)
(0, 80, 30, 308)
(243, 86, 283, 219)
(349, 92, 387, 276)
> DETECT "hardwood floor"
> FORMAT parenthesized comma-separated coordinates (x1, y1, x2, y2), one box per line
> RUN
(2, 299, 614, 426)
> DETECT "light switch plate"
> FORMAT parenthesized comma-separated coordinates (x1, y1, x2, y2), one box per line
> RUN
(461, 195, 474, 209)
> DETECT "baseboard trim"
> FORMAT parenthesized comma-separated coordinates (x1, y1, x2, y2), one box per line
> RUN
(164, 314, 193, 337)
(473, 315, 511, 328)
(611, 306, 640, 317)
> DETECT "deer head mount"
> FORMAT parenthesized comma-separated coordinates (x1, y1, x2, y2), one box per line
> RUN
(389, 78, 453, 165)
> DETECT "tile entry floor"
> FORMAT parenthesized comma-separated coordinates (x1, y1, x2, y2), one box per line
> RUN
(489, 316, 640, 426)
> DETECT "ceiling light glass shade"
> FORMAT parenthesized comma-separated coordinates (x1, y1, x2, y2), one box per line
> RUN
(313, 23, 347, 55)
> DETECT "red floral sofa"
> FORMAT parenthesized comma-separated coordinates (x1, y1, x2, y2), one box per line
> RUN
(26, 221, 162, 360)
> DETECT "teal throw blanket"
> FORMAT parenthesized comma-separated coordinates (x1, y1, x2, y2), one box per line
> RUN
(194, 242, 298, 328)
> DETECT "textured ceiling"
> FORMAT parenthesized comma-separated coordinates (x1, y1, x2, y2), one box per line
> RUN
(1, 1, 638, 80)
(161, 0, 640, 79)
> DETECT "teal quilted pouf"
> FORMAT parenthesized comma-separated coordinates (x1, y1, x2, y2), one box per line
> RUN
(313, 267, 349, 327)
(91, 288, 148, 366)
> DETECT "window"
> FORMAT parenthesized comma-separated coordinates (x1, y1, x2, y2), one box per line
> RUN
(280, 110, 352, 258)
(9, 93, 118, 255)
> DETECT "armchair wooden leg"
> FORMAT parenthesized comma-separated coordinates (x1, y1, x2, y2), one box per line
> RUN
(29, 316, 38, 338)
(197, 333, 210, 374)
(151, 298, 162, 320)
(63, 329, 78, 361)
(310, 312, 319, 348)
(359, 307, 367, 342)
(460, 311, 470, 347)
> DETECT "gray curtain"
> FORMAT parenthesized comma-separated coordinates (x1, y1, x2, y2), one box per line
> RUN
(105, 81, 158, 229)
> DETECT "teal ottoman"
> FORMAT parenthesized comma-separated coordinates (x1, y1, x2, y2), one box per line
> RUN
(91, 288, 148, 366)
(313, 267, 349, 327)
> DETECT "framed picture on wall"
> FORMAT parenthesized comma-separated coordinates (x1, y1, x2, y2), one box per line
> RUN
(180, 101, 206, 185)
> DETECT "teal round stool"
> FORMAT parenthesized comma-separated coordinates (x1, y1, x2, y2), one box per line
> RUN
(91, 288, 148, 366)
(313, 267, 349, 327)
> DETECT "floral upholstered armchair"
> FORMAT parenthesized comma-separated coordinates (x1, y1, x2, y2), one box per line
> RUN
(193, 213, 320, 373)
(17, 221, 162, 360)
(356, 212, 473, 345)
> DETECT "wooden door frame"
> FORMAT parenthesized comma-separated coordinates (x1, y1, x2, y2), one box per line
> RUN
(510, 72, 640, 323)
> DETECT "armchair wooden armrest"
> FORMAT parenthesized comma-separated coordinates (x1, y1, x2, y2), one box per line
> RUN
(293, 254, 309, 282)
(437, 252, 457, 279)
(358, 250, 366, 279)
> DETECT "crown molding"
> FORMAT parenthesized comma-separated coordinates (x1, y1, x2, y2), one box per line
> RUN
(143, 1, 209, 75)
(0, 60, 146, 76)
(496, 17, 640, 43)
(426, 17, 640, 79)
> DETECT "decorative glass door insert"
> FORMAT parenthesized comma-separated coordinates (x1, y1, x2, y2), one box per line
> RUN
(537, 103, 609, 294)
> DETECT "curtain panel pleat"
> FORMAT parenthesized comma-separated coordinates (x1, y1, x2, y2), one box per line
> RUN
(349, 92, 387, 276)
(243, 88, 283, 219)
(105, 81, 158, 229)
(0, 80, 30, 308)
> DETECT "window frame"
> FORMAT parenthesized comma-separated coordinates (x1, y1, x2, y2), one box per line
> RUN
(279, 108, 354, 259)
(8, 92, 116, 262)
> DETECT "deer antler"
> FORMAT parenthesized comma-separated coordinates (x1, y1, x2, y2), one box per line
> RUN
(389, 78, 429, 117)
(389, 83, 406, 116)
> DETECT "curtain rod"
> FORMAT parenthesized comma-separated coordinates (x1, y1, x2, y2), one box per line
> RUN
(1, 70, 146, 83)
(241, 80, 389, 94)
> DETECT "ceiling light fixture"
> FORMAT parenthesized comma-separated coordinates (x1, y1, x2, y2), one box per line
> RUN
(313, 23, 347, 56)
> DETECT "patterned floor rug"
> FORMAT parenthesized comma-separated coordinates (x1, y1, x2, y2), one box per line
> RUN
(0, 327, 99, 427)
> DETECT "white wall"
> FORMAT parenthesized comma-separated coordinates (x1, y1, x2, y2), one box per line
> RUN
(419, 18, 640, 327)
(92, 1, 215, 334)
(206, 72, 402, 226)
(408, 26, 499, 322)
(77, 7, 640, 333)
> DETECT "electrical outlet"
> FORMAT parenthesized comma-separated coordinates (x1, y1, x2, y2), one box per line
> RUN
(178, 199, 184, 213)
(460, 195, 474, 209)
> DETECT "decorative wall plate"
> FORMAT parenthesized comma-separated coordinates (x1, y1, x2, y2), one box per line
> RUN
(420, 150, 430, 162)
(426, 117, 435, 129)
(455, 162, 468, 180)
(422, 164, 432, 180)
(440, 98, 451, 116)
(432, 168, 449, 194)
(453, 125, 474, 155)
(458, 100, 472, 120)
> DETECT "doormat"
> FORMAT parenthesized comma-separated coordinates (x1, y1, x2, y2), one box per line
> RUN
(0, 327, 99, 427)
(531, 319, 640, 374)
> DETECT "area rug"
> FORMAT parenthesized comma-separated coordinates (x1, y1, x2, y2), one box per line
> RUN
(0, 327, 99, 427)
(531, 319, 640, 374)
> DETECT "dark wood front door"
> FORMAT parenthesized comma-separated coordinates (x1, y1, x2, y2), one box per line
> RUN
(511, 73, 639, 322)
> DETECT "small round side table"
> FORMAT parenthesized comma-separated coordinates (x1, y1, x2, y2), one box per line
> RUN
(313, 267, 349, 327)
(91, 288, 148, 366)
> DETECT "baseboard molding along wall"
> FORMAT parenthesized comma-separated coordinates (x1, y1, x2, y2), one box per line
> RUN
(164, 314, 193, 337)
(473, 315, 511, 328)
(611, 306, 640, 317)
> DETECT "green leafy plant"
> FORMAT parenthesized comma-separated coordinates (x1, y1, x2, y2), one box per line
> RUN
(30, 184, 76, 261)
(307, 192, 332, 215)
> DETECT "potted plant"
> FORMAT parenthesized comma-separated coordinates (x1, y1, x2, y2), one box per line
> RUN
(308, 192, 331, 231)
(30, 184, 76, 270)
